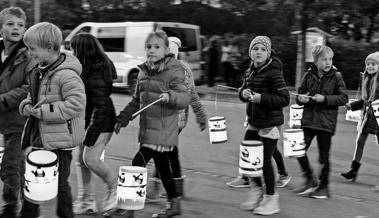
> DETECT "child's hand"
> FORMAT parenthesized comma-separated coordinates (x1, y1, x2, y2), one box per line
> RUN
(242, 89, 252, 100)
(30, 108, 41, 119)
(159, 93, 170, 103)
(114, 122, 123, 134)
(312, 94, 325, 103)
(250, 92, 261, 103)
(344, 104, 352, 110)
(298, 92, 311, 103)
(22, 104, 33, 116)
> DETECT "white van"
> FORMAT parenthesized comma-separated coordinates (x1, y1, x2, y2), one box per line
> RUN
(62, 21, 203, 92)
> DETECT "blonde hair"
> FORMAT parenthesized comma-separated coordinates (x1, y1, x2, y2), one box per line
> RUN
(312, 45, 334, 63)
(0, 7, 26, 25)
(23, 22, 62, 52)
(145, 31, 169, 49)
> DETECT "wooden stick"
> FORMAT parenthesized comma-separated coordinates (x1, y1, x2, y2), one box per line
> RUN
(217, 84, 239, 91)
(32, 97, 47, 109)
(132, 98, 162, 118)
(290, 92, 313, 98)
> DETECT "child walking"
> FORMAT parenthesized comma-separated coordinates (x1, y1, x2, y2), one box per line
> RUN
(0, 7, 34, 217)
(108, 31, 191, 218)
(146, 36, 207, 201)
(70, 33, 118, 214)
(295, 45, 348, 199)
(238, 36, 289, 215)
(18, 22, 86, 218)
(341, 52, 379, 183)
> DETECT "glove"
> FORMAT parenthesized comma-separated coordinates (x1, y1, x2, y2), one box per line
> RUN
(199, 122, 207, 131)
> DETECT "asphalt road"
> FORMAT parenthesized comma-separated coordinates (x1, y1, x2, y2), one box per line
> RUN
(2, 91, 379, 218)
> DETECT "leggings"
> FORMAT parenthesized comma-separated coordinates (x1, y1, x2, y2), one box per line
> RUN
(353, 132, 379, 162)
(133, 146, 178, 199)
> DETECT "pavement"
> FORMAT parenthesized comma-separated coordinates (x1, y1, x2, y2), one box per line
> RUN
(0, 84, 377, 218)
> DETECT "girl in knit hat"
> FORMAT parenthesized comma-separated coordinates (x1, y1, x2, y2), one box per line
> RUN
(295, 45, 348, 199)
(341, 52, 379, 187)
(238, 35, 289, 215)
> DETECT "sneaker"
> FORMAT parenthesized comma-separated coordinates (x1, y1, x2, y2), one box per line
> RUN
(73, 199, 98, 214)
(310, 186, 330, 199)
(276, 175, 291, 188)
(253, 193, 280, 215)
(226, 176, 251, 188)
(101, 190, 117, 212)
(240, 186, 263, 210)
(294, 179, 317, 196)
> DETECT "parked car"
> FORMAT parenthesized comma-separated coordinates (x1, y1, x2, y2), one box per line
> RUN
(62, 21, 203, 93)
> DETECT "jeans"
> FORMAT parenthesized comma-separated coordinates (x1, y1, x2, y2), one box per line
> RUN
(297, 128, 333, 187)
(353, 132, 379, 162)
(0, 132, 23, 211)
(133, 146, 178, 199)
(20, 150, 73, 218)
(76, 132, 117, 200)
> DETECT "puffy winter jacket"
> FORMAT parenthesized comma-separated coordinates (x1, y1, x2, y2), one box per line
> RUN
(19, 52, 86, 150)
(297, 64, 348, 134)
(239, 57, 289, 128)
(117, 55, 191, 147)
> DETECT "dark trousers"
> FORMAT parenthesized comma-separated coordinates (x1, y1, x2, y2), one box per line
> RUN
(243, 129, 279, 195)
(242, 129, 288, 180)
(0, 132, 23, 211)
(133, 146, 178, 199)
(20, 150, 73, 218)
(297, 128, 333, 187)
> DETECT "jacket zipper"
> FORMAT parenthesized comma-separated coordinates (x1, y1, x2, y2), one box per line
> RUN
(67, 120, 72, 134)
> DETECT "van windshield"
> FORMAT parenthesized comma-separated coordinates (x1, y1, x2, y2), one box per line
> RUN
(161, 27, 197, 52)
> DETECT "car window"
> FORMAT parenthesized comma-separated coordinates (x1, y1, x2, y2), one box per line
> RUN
(161, 27, 197, 52)
(97, 27, 125, 52)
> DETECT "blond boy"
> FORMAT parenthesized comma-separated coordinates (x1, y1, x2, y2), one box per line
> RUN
(18, 22, 86, 218)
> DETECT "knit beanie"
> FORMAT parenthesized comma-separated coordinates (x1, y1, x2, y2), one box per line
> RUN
(249, 36, 271, 58)
(168, 37, 181, 59)
(365, 52, 379, 65)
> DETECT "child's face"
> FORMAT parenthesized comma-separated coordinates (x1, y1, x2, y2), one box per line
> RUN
(366, 60, 379, 74)
(315, 52, 333, 72)
(27, 44, 52, 65)
(0, 14, 25, 43)
(250, 44, 269, 66)
(145, 37, 168, 62)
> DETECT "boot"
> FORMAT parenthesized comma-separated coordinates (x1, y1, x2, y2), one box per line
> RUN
(240, 185, 263, 210)
(253, 193, 280, 215)
(152, 198, 181, 218)
(174, 176, 185, 198)
(103, 208, 134, 218)
(340, 161, 361, 182)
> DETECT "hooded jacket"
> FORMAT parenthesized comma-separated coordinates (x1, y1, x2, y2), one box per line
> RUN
(117, 55, 191, 147)
(297, 64, 348, 134)
(19, 52, 86, 150)
(239, 56, 289, 128)
(0, 40, 34, 134)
